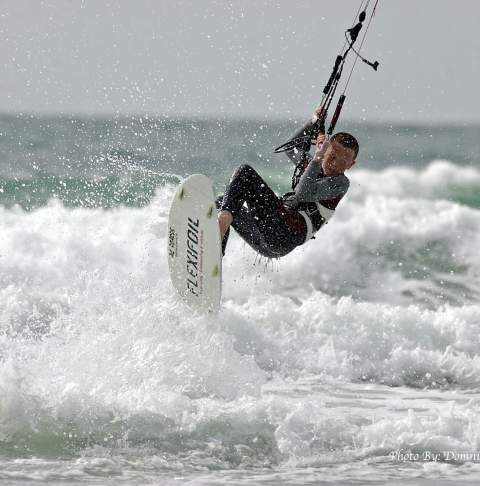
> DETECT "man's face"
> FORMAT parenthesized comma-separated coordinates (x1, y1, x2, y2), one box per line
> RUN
(321, 140, 356, 176)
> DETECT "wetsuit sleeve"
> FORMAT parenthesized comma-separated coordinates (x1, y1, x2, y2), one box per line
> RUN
(290, 159, 350, 203)
(284, 121, 315, 164)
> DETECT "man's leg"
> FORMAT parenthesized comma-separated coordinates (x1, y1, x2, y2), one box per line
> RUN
(220, 164, 281, 217)
(217, 165, 287, 256)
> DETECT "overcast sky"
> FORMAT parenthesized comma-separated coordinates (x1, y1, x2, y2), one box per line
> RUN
(1, 0, 479, 123)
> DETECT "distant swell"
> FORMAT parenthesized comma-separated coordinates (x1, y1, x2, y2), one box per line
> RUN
(351, 159, 480, 208)
(0, 172, 181, 210)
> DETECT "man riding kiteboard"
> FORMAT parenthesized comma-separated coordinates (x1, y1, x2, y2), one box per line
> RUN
(216, 1, 379, 258)
(216, 112, 358, 258)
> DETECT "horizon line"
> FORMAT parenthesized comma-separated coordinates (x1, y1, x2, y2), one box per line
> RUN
(1, 110, 479, 128)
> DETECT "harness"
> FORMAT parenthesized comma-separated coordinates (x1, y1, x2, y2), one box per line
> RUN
(298, 201, 335, 241)
(279, 157, 341, 243)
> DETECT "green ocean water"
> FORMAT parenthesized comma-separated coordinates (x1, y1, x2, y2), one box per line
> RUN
(1, 114, 479, 210)
(0, 173, 180, 210)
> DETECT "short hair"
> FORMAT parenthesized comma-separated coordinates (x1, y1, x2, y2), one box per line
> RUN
(331, 132, 359, 158)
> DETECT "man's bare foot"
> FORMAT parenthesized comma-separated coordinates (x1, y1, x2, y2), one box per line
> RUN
(218, 210, 233, 240)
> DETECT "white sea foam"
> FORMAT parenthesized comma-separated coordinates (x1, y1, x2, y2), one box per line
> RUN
(350, 159, 480, 202)
(1, 161, 480, 479)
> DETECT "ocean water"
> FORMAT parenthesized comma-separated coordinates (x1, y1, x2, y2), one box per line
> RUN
(1, 114, 480, 485)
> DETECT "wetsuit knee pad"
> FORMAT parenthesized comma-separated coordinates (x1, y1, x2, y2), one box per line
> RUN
(235, 164, 256, 178)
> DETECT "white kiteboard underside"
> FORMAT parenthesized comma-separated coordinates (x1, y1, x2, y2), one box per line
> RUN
(167, 174, 222, 312)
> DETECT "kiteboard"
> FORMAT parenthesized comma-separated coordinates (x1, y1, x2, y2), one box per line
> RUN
(167, 174, 222, 312)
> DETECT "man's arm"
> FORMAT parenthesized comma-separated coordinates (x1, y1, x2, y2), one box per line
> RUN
(285, 108, 326, 164)
(294, 166, 349, 202)
(289, 140, 350, 203)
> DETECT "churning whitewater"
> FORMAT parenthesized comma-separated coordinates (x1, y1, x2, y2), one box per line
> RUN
(1, 155, 480, 483)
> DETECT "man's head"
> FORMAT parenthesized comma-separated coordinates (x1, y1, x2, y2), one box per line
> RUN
(321, 132, 358, 176)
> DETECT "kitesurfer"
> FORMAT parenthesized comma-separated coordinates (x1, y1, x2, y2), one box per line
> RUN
(216, 0, 379, 258)
(216, 108, 358, 258)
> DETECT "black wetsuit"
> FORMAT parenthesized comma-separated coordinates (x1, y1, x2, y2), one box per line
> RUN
(217, 120, 350, 257)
